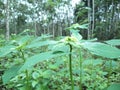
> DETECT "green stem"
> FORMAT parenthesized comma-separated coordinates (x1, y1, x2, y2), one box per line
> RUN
(20, 49, 25, 62)
(25, 70, 31, 90)
(90, 59, 94, 89)
(108, 60, 112, 86)
(20, 49, 31, 90)
(69, 44, 74, 90)
(79, 48, 83, 90)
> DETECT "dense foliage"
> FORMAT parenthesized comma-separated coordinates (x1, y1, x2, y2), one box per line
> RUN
(0, 26, 120, 90)
(0, 0, 72, 38)
(74, 0, 120, 39)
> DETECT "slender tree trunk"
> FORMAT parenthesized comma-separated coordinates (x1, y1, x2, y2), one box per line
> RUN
(52, 21, 55, 37)
(60, 21, 62, 36)
(92, 0, 95, 38)
(43, 26, 46, 34)
(15, 22, 17, 34)
(34, 21, 37, 36)
(5, 0, 10, 40)
(47, 23, 50, 34)
(88, 0, 91, 39)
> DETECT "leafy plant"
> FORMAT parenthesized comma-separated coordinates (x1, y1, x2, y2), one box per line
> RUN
(1, 25, 120, 90)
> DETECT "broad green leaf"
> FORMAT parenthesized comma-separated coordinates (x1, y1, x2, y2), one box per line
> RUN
(42, 70, 55, 79)
(2, 65, 22, 84)
(81, 38, 97, 42)
(31, 34, 53, 43)
(70, 30, 82, 41)
(83, 59, 103, 66)
(82, 42, 120, 59)
(52, 43, 69, 53)
(105, 60, 118, 68)
(107, 83, 120, 90)
(105, 39, 120, 46)
(79, 24, 88, 29)
(67, 23, 88, 30)
(19, 51, 67, 71)
(18, 86, 29, 90)
(26, 40, 57, 49)
(68, 23, 80, 29)
(15, 35, 33, 45)
(0, 45, 15, 57)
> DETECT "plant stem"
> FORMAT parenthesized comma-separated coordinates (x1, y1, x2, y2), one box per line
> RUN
(79, 48, 83, 90)
(20, 49, 31, 90)
(69, 44, 74, 90)
(20, 49, 25, 62)
(108, 60, 112, 86)
(25, 69, 31, 90)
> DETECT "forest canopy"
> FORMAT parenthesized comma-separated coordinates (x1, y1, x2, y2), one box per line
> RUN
(0, 0, 120, 40)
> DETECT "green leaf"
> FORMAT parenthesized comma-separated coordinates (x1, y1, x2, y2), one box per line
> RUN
(69, 23, 80, 29)
(2, 65, 22, 84)
(15, 35, 33, 45)
(81, 38, 97, 42)
(32, 81, 38, 88)
(31, 34, 53, 43)
(105, 39, 120, 46)
(70, 30, 82, 41)
(0, 45, 15, 57)
(82, 42, 120, 59)
(52, 43, 69, 53)
(83, 59, 103, 66)
(49, 64, 58, 70)
(67, 23, 88, 30)
(107, 83, 120, 90)
(52, 51, 64, 54)
(26, 40, 57, 49)
(19, 51, 67, 71)
(32, 72, 40, 79)
(105, 60, 118, 68)
(79, 24, 88, 29)
(42, 70, 54, 79)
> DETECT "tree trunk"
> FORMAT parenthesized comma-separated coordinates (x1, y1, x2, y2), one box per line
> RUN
(47, 23, 50, 35)
(92, 0, 94, 38)
(60, 21, 62, 36)
(34, 21, 37, 36)
(5, 0, 10, 40)
(87, 0, 91, 39)
(52, 21, 55, 37)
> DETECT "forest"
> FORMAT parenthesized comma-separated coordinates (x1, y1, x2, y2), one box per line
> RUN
(0, 0, 120, 90)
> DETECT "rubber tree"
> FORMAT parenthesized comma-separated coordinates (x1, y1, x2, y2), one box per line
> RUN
(74, 0, 120, 40)
(5, 0, 10, 40)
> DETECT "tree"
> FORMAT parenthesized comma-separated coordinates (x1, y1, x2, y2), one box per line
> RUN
(74, 0, 120, 40)
(5, 0, 10, 40)
(0, 0, 75, 37)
